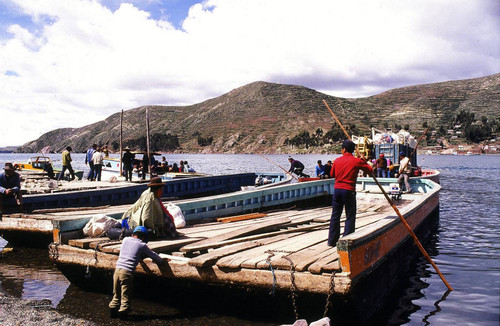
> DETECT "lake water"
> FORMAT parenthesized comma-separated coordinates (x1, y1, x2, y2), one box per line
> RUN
(0, 153, 499, 325)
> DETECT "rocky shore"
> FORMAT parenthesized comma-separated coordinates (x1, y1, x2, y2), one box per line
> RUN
(0, 294, 96, 326)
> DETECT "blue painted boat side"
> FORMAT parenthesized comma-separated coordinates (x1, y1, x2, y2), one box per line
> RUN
(23, 173, 257, 212)
(53, 177, 436, 234)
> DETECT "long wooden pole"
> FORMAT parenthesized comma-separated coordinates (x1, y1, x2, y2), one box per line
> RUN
(257, 154, 299, 181)
(322, 99, 452, 291)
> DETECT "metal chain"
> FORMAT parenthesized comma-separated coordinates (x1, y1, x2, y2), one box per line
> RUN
(265, 252, 277, 296)
(283, 256, 299, 321)
(265, 249, 299, 320)
(48, 242, 59, 260)
(86, 239, 120, 279)
(323, 271, 337, 318)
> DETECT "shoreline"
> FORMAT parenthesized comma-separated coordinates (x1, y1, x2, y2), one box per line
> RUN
(0, 294, 96, 326)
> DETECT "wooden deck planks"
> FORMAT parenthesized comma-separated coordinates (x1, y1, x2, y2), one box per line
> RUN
(215, 231, 309, 269)
(63, 202, 392, 278)
(180, 217, 290, 252)
(188, 233, 292, 268)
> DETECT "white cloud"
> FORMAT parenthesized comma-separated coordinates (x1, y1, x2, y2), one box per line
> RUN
(0, 0, 498, 147)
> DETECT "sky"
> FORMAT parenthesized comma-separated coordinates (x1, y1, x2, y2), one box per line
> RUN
(0, 0, 499, 147)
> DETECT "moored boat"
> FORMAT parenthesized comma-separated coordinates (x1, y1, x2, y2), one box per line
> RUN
(13, 156, 85, 180)
(0, 172, 289, 247)
(48, 177, 440, 322)
(101, 155, 206, 181)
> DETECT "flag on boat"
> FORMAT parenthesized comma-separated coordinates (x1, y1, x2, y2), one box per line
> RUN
(40, 146, 51, 155)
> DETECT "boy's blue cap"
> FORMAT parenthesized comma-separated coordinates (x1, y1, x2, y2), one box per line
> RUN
(133, 226, 147, 235)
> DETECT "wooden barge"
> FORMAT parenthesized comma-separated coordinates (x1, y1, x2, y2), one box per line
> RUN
(49, 178, 440, 321)
(0, 173, 289, 246)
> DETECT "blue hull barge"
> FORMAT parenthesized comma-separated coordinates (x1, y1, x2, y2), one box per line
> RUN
(0, 173, 285, 246)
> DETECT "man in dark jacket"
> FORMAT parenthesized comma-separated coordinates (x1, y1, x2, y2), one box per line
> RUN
(122, 147, 135, 181)
(288, 157, 310, 178)
(0, 163, 22, 213)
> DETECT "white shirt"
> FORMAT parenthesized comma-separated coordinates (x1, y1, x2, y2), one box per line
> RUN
(92, 151, 104, 165)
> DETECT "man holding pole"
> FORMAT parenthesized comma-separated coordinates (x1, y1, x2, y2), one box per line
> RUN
(328, 140, 372, 247)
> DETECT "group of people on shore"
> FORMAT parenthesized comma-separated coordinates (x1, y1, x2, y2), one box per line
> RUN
(121, 147, 194, 181)
(84, 144, 110, 181)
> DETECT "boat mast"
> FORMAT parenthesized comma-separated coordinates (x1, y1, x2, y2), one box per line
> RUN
(146, 107, 151, 181)
(119, 109, 123, 177)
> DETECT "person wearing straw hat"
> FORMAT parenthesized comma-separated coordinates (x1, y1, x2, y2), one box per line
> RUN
(109, 225, 165, 320)
(0, 163, 22, 213)
(121, 177, 179, 239)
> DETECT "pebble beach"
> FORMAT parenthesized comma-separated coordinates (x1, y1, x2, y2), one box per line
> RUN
(0, 295, 96, 326)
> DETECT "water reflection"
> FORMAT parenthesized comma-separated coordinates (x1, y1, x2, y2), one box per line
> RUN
(0, 248, 70, 307)
(422, 290, 451, 325)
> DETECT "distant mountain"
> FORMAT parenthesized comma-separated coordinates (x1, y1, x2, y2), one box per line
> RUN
(17, 73, 500, 154)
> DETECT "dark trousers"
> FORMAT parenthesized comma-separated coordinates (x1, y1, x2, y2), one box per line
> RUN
(328, 188, 357, 246)
(293, 168, 309, 178)
(93, 164, 102, 181)
(87, 162, 95, 180)
(58, 165, 75, 181)
(377, 167, 387, 178)
(124, 166, 133, 181)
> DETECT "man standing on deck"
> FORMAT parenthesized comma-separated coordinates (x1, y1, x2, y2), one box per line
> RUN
(376, 153, 388, 178)
(57, 146, 76, 181)
(122, 147, 135, 181)
(85, 144, 97, 180)
(109, 226, 165, 320)
(0, 163, 22, 213)
(288, 157, 310, 178)
(328, 140, 373, 247)
(398, 152, 412, 193)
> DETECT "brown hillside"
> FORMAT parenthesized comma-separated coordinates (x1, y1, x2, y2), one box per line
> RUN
(17, 74, 500, 153)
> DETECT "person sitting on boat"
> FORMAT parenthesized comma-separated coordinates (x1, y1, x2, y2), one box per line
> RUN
(328, 140, 373, 247)
(102, 144, 110, 158)
(323, 160, 332, 178)
(121, 177, 179, 239)
(57, 146, 76, 181)
(288, 157, 310, 178)
(376, 154, 388, 178)
(92, 147, 104, 181)
(315, 160, 325, 178)
(398, 152, 412, 193)
(85, 144, 97, 180)
(122, 147, 135, 181)
(109, 226, 165, 320)
(171, 162, 178, 173)
(44, 162, 55, 179)
(0, 163, 22, 213)
(160, 156, 168, 173)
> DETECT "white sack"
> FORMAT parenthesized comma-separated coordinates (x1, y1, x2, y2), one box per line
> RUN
(166, 203, 186, 228)
(83, 214, 121, 237)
